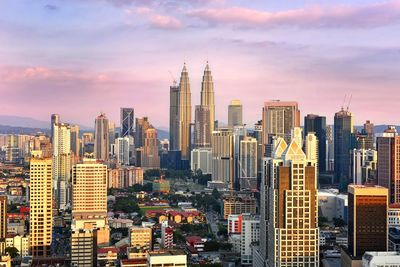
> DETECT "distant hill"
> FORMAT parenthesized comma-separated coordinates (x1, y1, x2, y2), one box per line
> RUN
(0, 125, 50, 135)
(0, 115, 50, 129)
(355, 125, 400, 134)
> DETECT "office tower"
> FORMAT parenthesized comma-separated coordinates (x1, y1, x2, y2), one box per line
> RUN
(70, 125, 80, 157)
(72, 159, 109, 245)
(326, 125, 334, 171)
(30, 158, 53, 258)
(191, 148, 212, 175)
(53, 123, 71, 210)
(0, 196, 6, 254)
(241, 214, 260, 266)
(305, 132, 318, 173)
(71, 229, 97, 267)
(222, 196, 257, 219)
(239, 137, 257, 191)
(94, 113, 110, 161)
(377, 126, 400, 204)
(178, 63, 192, 160)
(334, 108, 354, 190)
(259, 128, 319, 266)
(170, 83, 180, 151)
(350, 149, 377, 185)
(135, 117, 150, 148)
(211, 128, 234, 189)
(201, 62, 215, 135)
(161, 221, 174, 249)
(228, 100, 243, 127)
(304, 114, 327, 173)
(347, 185, 388, 258)
(109, 121, 116, 148)
(147, 250, 187, 267)
(130, 227, 152, 259)
(120, 108, 135, 137)
(253, 120, 263, 176)
(143, 127, 160, 168)
(363, 120, 375, 149)
(233, 125, 247, 189)
(115, 137, 130, 166)
(194, 105, 211, 147)
(51, 113, 60, 143)
(262, 100, 300, 150)
(5, 135, 21, 163)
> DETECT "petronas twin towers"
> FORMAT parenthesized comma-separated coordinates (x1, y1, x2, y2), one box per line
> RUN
(169, 62, 215, 161)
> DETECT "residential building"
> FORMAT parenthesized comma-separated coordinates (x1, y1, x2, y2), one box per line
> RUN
(212, 128, 234, 189)
(223, 196, 256, 219)
(108, 167, 143, 189)
(191, 147, 212, 175)
(239, 137, 257, 191)
(94, 113, 110, 161)
(129, 227, 152, 259)
(240, 214, 260, 266)
(71, 229, 97, 267)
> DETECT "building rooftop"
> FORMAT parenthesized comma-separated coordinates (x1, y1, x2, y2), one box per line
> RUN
(148, 250, 186, 256)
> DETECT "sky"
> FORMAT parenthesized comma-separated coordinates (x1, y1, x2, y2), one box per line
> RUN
(1, 0, 400, 128)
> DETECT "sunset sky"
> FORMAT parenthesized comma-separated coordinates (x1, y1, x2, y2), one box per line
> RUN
(1, 0, 400, 128)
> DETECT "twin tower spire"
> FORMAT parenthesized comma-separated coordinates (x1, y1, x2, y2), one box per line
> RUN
(169, 62, 215, 161)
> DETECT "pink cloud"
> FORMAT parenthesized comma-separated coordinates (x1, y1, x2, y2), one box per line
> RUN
(188, 1, 400, 28)
(148, 14, 183, 29)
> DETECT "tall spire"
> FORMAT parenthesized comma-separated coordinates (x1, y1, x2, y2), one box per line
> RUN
(201, 62, 215, 134)
(178, 62, 192, 160)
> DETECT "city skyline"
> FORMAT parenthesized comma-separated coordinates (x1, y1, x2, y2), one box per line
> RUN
(2, 0, 400, 127)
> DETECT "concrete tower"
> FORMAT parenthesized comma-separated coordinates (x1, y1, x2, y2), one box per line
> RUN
(178, 63, 192, 160)
(200, 62, 215, 135)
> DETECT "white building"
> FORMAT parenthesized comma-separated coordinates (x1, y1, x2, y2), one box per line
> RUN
(362, 251, 400, 267)
(191, 148, 212, 175)
(240, 214, 260, 266)
(115, 137, 130, 166)
(350, 149, 377, 185)
(5, 234, 29, 257)
(239, 137, 257, 191)
(318, 189, 348, 221)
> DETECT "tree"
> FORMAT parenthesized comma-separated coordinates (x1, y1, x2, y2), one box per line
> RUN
(5, 247, 19, 258)
(333, 217, 346, 228)
(204, 241, 220, 252)
(212, 188, 221, 200)
(318, 216, 329, 227)
(114, 197, 141, 214)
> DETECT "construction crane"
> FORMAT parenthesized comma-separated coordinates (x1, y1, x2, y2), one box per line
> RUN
(168, 71, 177, 86)
(346, 94, 352, 111)
(341, 94, 347, 111)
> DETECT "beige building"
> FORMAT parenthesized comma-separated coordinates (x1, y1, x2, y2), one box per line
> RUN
(259, 127, 319, 267)
(129, 227, 152, 259)
(223, 196, 256, 220)
(5, 234, 29, 257)
(178, 64, 192, 161)
(94, 113, 110, 161)
(212, 128, 234, 189)
(72, 159, 109, 245)
(228, 100, 242, 128)
(143, 127, 160, 169)
(147, 250, 187, 267)
(194, 105, 211, 148)
(108, 167, 143, 189)
(239, 137, 258, 191)
(0, 196, 6, 254)
(30, 158, 53, 257)
(71, 229, 97, 267)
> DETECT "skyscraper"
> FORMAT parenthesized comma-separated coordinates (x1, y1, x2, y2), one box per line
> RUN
(239, 136, 257, 191)
(71, 229, 98, 267)
(304, 114, 327, 173)
(334, 108, 354, 191)
(115, 137, 130, 166)
(135, 117, 150, 148)
(120, 108, 135, 137)
(347, 185, 388, 258)
(305, 132, 319, 173)
(178, 63, 192, 160)
(143, 126, 160, 168)
(30, 157, 53, 258)
(228, 100, 243, 128)
(169, 84, 180, 151)
(200, 62, 215, 136)
(70, 125, 80, 158)
(377, 126, 400, 204)
(262, 100, 300, 148)
(94, 113, 110, 161)
(259, 128, 319, 266)
(0, 196, 6, 254)
(53, 123, 71, 210)
(51, 113, 60, 143)
(211, 128, 234, 189)
(194, 105, 211, 147)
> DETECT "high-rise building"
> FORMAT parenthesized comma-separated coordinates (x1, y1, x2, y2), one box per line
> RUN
(30, 158, 53, 258)
(108, 166, 143, 189)
(377, 126, 400, 204)
(71, 229, 97, 267)
(223, 196, 257, 219)
(326, 125, 334, 171)
(304, 114, 327, 173)
(350, 149, 377, 185)
(305, 132, 319, 174)
(262, 100, 300, 150)
(161, 221, 174, 249)
(53, 123, 71, 210)
(347, 185, 388, 258)
(135, 117, 150, 148)
(259, 128, 319, 266)
(211, 128, 234, 189)
(194, 105, 211, 147)
(143, 127, 160, 168)
(72, 159, 109, 245)
(94, 113, 110, 161)
(115, 137, 130, 166)
(239, 137, 257, 191)
(191, 148, 212, 175)
(201, 62, 215, 138)
(228, 100, 243, 128)
(233, 125, 247, 189)
(0, 196, 6, 254)
(169, 84, 180, 151)
(334, 108, 354, 191)
(109, 121, 116, 148)
(178, 63, 192, 160)
(70, 125, 80, 158)
(51, 113, 60, 143)
(240, 214, 260, 266)
(130, 227, 152, 259)
(120, 108, 135, 138)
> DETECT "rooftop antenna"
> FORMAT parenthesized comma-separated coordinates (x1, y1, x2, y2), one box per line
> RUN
(168, 70, 177, 86)
(341, 94, 347, 111)
(347, 94, 352, 111)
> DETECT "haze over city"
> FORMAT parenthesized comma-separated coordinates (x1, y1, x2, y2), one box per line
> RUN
(2, 0, 400, 127)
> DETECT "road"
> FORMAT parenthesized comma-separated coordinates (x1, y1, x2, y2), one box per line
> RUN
(206, 211, 219, 238)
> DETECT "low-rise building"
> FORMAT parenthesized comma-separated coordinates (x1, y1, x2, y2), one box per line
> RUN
(362, 251, 400, 267)
(186, 236, 205, 253)
(147, 250, 187, 267)
(5, 234, 29, 257)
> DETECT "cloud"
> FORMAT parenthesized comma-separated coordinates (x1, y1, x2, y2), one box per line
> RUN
(131, 7, 183, 29)
(188, 1, 400, 29)
(44, 4, 58, 11)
